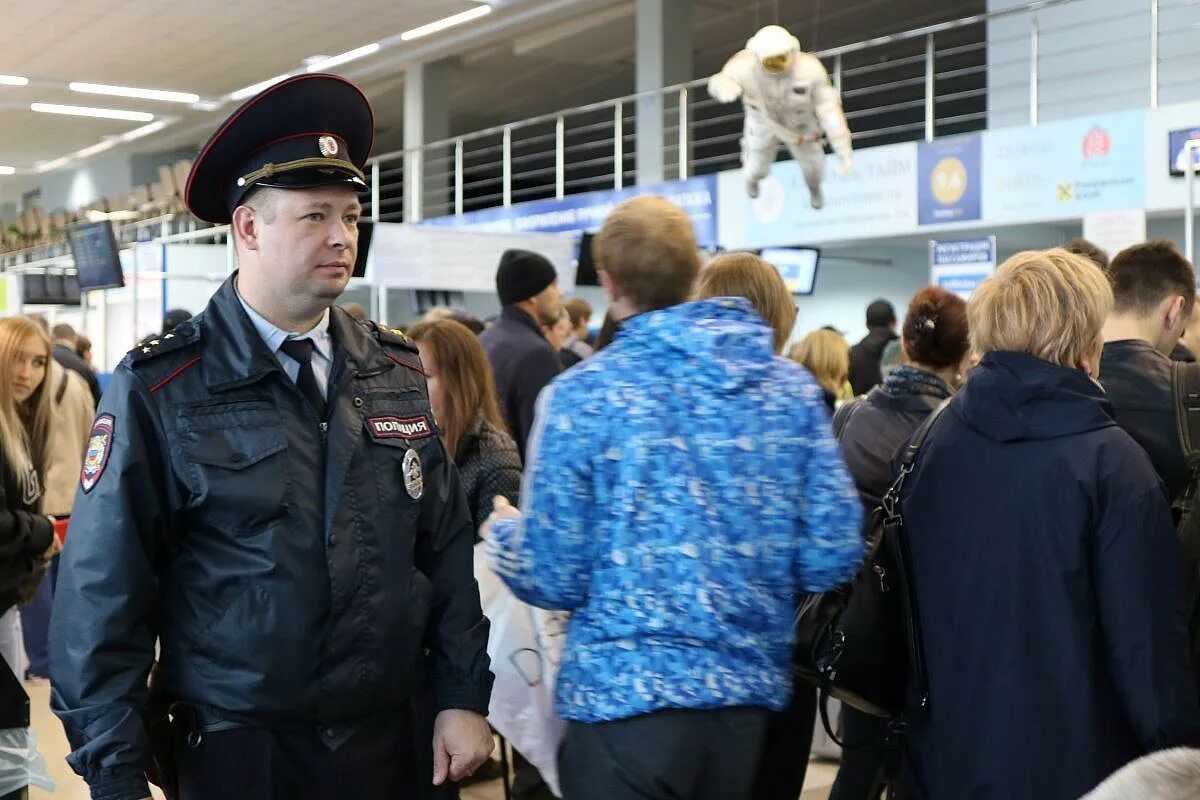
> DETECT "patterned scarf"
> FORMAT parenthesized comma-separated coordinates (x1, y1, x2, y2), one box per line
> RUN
(880, 364, 952, 400)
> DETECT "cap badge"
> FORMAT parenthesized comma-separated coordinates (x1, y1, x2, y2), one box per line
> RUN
(318, 136, 339, 157)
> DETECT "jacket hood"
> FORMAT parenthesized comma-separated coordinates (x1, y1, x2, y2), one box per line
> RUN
(955, 351, 1116, 443)
(618, 298, 778, 393)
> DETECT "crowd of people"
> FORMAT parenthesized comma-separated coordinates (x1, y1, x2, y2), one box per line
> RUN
(0, 72, 1197, 800)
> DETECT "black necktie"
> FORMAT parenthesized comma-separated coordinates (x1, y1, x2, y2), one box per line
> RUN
(279, 338, 326, 418)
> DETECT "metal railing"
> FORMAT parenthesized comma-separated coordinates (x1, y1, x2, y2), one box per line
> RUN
(6, 0, 1197, 265)
(362, 0, 1200, 225)
(365, 0, 1107, 225)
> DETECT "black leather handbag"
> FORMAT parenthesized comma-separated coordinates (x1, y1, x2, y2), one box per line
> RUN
(793, 400, 945, 720)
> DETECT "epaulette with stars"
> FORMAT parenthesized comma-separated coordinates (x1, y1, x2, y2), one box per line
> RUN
(364, 320, 419, 354)
(129, 322, 201, 363)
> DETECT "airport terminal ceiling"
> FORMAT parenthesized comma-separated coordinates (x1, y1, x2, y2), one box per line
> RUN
(0, 0, 984, 177)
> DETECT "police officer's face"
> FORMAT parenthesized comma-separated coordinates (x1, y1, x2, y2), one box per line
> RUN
(10, 336, 47, 405)
(252, 186, 361, 304)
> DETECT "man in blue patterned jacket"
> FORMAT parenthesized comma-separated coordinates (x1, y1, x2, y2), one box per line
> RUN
(485, 195, 864, 799)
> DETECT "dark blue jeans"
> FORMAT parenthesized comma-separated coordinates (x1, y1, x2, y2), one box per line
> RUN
(19, 555, 57, 678)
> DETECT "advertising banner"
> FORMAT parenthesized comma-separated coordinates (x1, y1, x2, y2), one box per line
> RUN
(982, 109, 1145, 224)
(422, 175, 718, 246)
(717, 143, 917, 249)
(918, 134, 982, 226)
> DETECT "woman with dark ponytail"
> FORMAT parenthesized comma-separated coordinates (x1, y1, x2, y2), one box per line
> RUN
(827, 286, 971, 800)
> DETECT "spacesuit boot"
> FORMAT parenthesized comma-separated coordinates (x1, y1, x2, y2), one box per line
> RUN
(809, 186, 824, 210)
(747, 176, 761, 199)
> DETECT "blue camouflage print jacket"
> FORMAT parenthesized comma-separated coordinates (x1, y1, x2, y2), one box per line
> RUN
(488, 297, 864, 723)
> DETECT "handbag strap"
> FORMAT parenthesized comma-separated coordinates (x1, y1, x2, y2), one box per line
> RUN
(879, 398, 951, 713)
(881, 398, 951, 518)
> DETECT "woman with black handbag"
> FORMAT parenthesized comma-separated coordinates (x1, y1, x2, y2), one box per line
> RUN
(827, 287, 970, 800)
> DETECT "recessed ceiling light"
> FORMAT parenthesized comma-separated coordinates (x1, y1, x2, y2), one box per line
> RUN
(36, 157, 71, 174)
(76, 141, 117, 159)
(0, 166, 15, 175)
(0, 75, 28, 87)
(68, 82, 200, 104)
(30, 103, 154, 122)
(119, 120, 170, 142)
(305, 43, 381, 72)
(229, 74, 291, 101)
(400, 5, 492, 41)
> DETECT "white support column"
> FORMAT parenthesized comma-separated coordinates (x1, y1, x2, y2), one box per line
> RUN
(404, 61, 451, 223)
(634, 0, 693, 185)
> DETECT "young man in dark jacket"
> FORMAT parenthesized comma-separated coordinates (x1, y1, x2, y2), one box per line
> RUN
(848, 299, 898, 395)
(478, 250, 562, 464)
(1098, 240, 1196, 501)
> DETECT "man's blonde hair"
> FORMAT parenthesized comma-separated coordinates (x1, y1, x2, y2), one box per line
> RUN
(594, 195, 700, 312)
(968, 248, 1113, 368)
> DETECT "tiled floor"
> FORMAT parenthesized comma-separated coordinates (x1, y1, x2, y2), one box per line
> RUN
(29, 682, 835, 799)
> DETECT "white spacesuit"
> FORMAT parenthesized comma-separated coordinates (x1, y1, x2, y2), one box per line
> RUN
(708, 25, 853, 209)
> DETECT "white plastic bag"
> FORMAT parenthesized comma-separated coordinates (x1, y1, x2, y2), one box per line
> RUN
(0, 727, 54, 794)
(475, 544, 568, 797)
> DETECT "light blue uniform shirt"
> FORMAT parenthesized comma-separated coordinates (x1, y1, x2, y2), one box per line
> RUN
(236, 291, 333, 397)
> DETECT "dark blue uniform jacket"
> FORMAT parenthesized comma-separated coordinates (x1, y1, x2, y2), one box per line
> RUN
(899, 351, 1200, 800)
(49, 277, 492, 800)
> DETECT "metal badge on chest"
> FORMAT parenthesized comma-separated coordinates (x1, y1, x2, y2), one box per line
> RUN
(402, 448, 423, 500)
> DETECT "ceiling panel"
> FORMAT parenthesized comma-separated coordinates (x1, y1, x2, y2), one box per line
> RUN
(0, 0, 489, 170)
(0, 0, 986, 184)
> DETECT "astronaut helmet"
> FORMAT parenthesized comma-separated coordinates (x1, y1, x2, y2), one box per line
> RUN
(747, 25, 801, 74)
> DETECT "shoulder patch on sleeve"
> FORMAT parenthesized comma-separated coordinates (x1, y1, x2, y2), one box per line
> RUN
(128, 322, 201, 364)
(80, 414, 115, 493)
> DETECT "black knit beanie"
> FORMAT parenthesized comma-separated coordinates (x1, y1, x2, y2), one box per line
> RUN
(496, 249, 558, 306)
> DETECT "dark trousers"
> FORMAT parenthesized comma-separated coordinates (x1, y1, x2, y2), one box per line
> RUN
(18, 555, 57, 677)
(558, 707, 768, 800)
(828, 706, 891, 800)
(750, 685, 816, 800)
(512, 750, 554, 800)
(174, 717, 422, 800)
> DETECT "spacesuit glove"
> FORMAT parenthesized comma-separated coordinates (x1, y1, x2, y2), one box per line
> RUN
(836, 152, 854, 175)
(707, 72, 743, 103)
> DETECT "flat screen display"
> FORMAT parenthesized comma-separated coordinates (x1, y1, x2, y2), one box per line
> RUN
(575, 232, 600, 287)
(760, 247, 820, 295)
(22, 273, 81, 306)
(67, 221, 124, 290)
(353, 221, 374, 278)
(1169, 127, 1200, 176)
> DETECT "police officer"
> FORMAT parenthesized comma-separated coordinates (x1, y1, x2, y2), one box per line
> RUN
(49, 74, 494, 800)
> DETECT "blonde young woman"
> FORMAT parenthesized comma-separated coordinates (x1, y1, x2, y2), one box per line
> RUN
(790, 329, 851, 414)
(0, 317, 58, 712)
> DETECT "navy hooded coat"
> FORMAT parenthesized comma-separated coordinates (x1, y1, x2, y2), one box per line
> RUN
(899, 351, 1200, 800)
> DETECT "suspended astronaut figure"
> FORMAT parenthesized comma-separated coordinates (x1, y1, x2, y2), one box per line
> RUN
(708, 25, 853, 209)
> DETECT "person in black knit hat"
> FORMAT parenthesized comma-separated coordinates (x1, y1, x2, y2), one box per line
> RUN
(478, 249, 562, 464)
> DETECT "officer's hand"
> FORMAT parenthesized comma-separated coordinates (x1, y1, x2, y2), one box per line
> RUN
(836, 154, 854, 175)
(432, 709, 494, 785)
(479, 496, 521, 541)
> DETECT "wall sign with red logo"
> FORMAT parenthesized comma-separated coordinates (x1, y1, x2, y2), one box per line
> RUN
(981, 108, 1146, 224)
